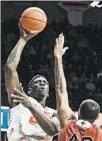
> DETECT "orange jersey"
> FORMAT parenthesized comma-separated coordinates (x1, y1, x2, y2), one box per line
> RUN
(59, 120, 101, 141)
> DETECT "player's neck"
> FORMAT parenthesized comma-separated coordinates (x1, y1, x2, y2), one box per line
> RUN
(35, 97, 46, 108)
(40, 102, 46, 108)
(80, 118, 94, 124)
(39, 99, 46, 108)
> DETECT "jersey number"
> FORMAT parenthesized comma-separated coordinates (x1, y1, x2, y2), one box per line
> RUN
(69, 134, 93, 141)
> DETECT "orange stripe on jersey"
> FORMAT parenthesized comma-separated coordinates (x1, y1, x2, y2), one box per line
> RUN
(59, 120, 101, 141)
(29, 116, 37, 124)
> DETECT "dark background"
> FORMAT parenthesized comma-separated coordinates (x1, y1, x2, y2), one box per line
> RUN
(1, 1, 102, 141)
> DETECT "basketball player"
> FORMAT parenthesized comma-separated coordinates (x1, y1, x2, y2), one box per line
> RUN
(54, 33, 102, 141)
(4, 23, 59, 141)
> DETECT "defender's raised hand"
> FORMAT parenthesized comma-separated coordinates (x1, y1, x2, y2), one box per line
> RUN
(54, 33, 69, 58)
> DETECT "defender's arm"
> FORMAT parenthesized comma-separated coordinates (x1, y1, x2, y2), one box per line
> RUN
(54, 33, 75, 129)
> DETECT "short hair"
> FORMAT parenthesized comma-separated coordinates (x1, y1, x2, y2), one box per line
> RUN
(79, 99, 100, 121)
(28, 75, 48, 88)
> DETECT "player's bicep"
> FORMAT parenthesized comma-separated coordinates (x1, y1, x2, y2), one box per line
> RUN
(57, 104, 74, 129)
(4, 67, 20, 105)
(56, 93, 74, 128)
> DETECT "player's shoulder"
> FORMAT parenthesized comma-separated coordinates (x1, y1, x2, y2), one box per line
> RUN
(9, 103, 25, 116)
(76, 119, 92, 128)
(76, 119, 100, 130)
(62, 119, 77, 132)
(9, 103, 22, 111)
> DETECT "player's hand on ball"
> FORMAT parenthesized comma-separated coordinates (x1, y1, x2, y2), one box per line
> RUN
(19, 22, 39, 41)
(54, 33, 69, 58)
(11, 83, 32, 108)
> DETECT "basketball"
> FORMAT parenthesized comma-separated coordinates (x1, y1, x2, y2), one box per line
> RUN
(19, 7, 47, 33)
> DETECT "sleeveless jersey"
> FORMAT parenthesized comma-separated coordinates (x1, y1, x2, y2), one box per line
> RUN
(7, 97, 59, 141)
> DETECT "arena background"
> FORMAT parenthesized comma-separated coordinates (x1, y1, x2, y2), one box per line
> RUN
(1, 1, 102, 141)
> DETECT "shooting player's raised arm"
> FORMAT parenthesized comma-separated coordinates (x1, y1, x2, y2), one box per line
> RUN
(4, 24, 38, 107)
(5, 38, 26, 107)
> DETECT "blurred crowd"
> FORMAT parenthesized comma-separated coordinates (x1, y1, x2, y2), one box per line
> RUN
(1, 18, 102, 112)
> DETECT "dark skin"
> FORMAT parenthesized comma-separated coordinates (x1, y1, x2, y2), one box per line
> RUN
(4, 24, 59, 136)
(29, 77, 49, 106)
(5, 23, 38, 107)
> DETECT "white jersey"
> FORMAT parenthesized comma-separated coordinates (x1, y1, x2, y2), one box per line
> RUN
(7, 97, 59, 141)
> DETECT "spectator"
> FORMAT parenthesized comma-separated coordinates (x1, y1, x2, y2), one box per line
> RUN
(85, 78, 96, 92)
(97, 69, 102, 79)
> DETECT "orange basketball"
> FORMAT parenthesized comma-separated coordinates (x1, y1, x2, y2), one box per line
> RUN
(19, 7, 47, 33)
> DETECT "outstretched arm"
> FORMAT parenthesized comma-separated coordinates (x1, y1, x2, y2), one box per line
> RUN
(54, 33, 75, 129)
(11, 87, 59, 136)
(4, 24, 38, 107)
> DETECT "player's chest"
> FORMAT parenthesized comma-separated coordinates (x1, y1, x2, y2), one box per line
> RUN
(20, 108, 54, 135)
(22, 108, 53, 125)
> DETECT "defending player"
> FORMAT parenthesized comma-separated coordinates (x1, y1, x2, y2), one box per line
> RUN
(54, 33, 102, 141)
(4, 23, 59, 141)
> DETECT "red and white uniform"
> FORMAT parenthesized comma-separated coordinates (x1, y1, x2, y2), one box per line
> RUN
(7, 97, 59, 141)
(59, 119, 101, 141)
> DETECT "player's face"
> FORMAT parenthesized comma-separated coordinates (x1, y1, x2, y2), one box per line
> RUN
(30, 77, 49, 100)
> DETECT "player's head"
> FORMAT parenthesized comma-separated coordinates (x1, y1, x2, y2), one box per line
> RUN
(28, 75, 49, 101)
(78, 99, 100, 122)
